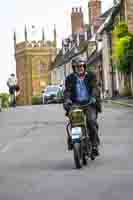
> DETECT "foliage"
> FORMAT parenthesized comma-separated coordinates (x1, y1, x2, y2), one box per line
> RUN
(113, 22, 128, 38)
(32, 96, 42, 105)
(113, 22, 133, 72)
(86, 64, 95, 72)
(113, 36, 133, 72)
(0, 93, 9, 108)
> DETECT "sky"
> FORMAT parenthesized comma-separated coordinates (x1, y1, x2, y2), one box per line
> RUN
(0, 0, 113, 92)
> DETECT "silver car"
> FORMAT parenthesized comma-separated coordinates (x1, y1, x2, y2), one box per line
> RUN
(42, 85, 64, 104)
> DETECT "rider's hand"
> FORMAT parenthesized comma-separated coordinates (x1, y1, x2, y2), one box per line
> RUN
(63, 99, 72, 111)
(90, 97, 96, 104)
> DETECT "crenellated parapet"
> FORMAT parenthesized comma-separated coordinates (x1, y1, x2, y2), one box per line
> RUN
(26, 40, 45, 48)
(14, 25, 57, 50)
(25, 40, 55, 48)
(15, 40, 56, 56)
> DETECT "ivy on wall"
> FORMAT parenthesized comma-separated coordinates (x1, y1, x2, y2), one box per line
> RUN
(113, 22, 133, 72)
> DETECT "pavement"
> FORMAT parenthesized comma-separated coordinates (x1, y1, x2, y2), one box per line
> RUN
(104, 96, 133, 108)
(0, 104, 133, 200)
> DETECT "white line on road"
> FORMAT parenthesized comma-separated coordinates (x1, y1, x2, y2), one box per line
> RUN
(0, 143, 13, 153)
(0, 137, 33, 153)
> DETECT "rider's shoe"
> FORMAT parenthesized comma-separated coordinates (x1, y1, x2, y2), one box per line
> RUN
(92, 146, 99, 157)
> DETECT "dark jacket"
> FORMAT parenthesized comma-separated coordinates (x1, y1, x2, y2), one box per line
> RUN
(64, 72, 102, 112)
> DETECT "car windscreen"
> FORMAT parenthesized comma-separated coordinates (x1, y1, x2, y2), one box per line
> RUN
(46, 87, 59, 93)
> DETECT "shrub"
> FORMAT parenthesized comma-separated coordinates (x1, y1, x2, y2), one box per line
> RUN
(113, 22, 133, 72)
(32, 96, 42, 105)
(113, 22, 128, 38)
(0, 93, 10, 108)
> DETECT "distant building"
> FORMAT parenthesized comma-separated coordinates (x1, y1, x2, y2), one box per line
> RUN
(50, 7, 92, 85)
(88, 0, 133, 97)
(88, 0, 102, 33)
(14, 26, 57, 105)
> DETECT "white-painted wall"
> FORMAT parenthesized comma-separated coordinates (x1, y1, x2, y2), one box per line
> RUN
(102, 32, 112, 96)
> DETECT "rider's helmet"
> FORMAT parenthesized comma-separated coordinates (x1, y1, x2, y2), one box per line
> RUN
(71, 59, 78, 72)
(77, 59, 87, 70)
(72, 58, 87, 72)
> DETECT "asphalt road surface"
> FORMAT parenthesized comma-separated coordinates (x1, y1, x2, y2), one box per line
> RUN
(0, 103, 133, 200)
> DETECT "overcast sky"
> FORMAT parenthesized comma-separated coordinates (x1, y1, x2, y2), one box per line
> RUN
(0, 0, 113, 92)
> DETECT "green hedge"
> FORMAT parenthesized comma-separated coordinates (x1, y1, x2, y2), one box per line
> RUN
(0, 93, 10, 108)
(32, 96, 42, 105)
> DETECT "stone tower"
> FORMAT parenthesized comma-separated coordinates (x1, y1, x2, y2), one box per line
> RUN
(88, 0, 101, 26)
(71, 7, 84, 34)
(15, 26, 57, 105)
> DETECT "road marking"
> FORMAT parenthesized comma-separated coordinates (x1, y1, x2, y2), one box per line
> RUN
(0, 141, 17, 153)
(0, 143, 12, 153)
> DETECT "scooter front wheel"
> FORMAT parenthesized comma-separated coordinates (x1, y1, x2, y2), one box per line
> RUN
(73, 143, 82, 169)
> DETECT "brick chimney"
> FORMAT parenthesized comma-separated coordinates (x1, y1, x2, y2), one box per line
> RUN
(71, 7, 84, 34)
(88, 0, 101, 25)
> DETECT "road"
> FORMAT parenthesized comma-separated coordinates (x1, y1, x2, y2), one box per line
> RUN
(0, 103, 133, 200)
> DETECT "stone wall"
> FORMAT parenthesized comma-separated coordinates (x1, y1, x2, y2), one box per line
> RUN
(102, 32, 113, 96)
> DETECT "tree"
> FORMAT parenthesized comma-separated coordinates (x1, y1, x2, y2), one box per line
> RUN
(113, 22, 133, 72)
(113, 22, 133, 95)
(113, 22, 128, 38)
(113, 36, 133, 72)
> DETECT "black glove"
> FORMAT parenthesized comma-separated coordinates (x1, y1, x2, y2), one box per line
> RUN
(89, 97, 96, 104)
(63, 99, 72, 112)
(96, 101, 102, 113)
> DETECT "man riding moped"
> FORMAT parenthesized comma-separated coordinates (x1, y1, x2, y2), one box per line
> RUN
(63, 59, 101, 156)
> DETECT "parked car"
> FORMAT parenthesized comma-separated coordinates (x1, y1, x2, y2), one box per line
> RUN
(42, 85, 64, 104)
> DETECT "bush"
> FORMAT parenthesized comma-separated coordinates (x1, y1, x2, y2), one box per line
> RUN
(113, 22, 128, 38)
(113, 22, 133, 72)
(32, 96, 42, 105)
(0, 93, 10, 108)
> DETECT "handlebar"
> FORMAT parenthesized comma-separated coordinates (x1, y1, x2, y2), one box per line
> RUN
(71, 101, 93, 110)
(65, 97, 96, 111)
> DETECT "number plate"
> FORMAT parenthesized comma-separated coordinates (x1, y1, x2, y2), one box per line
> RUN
(71, 127, 82, 140)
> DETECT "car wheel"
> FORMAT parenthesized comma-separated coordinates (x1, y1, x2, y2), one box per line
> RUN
(43, 99, 47, 104)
